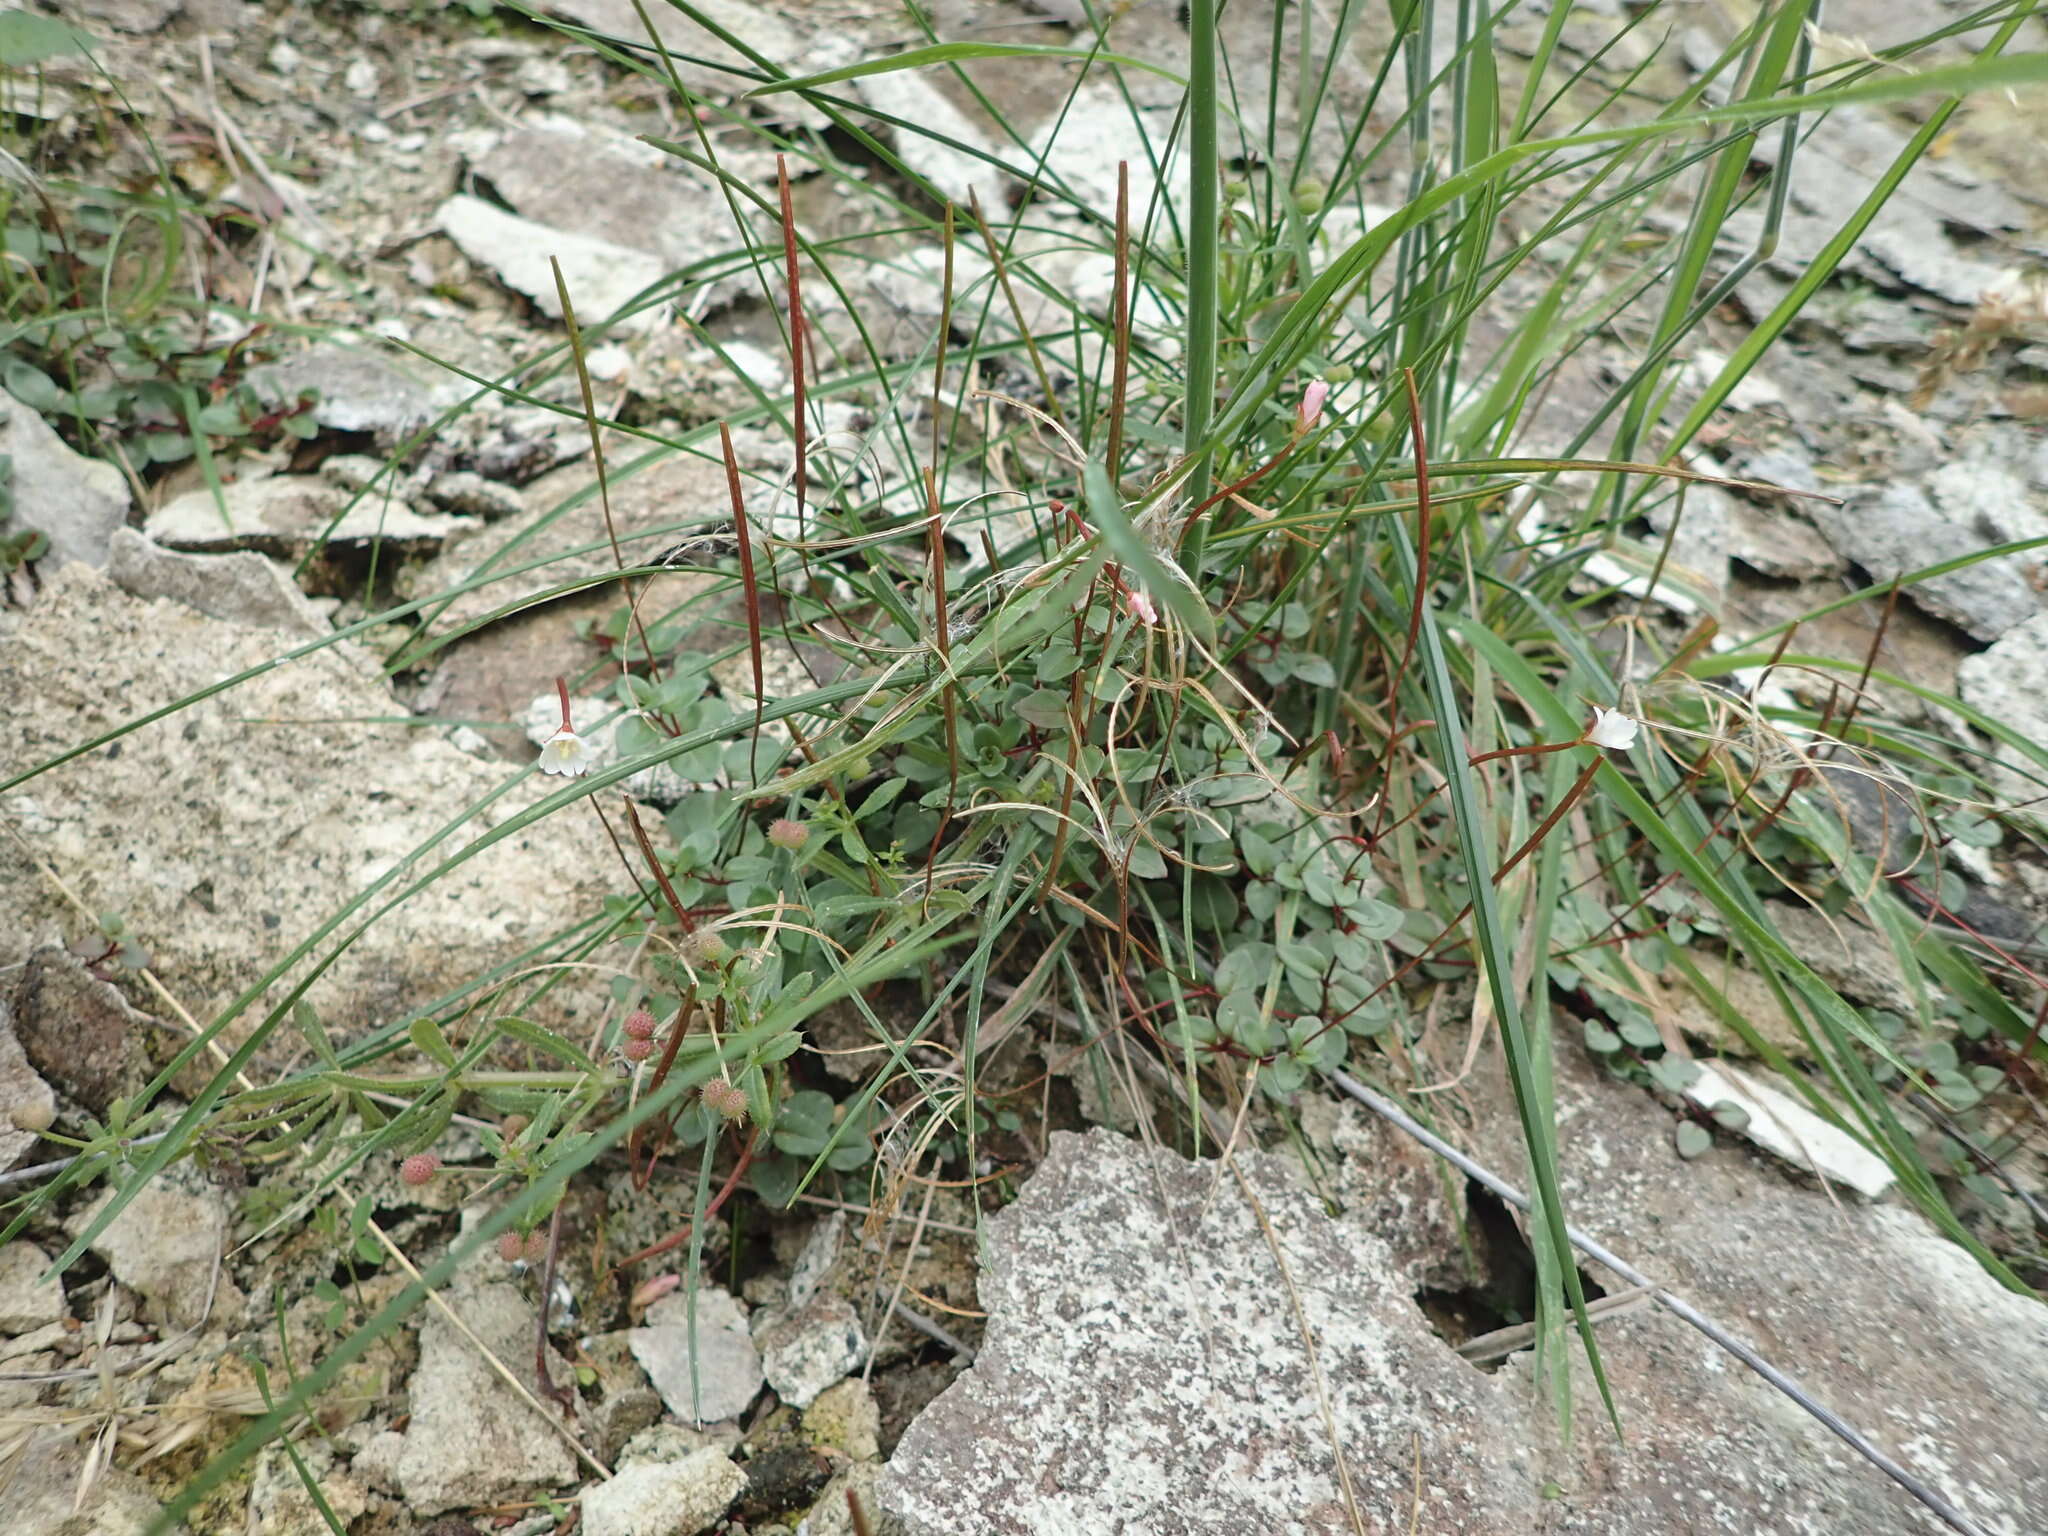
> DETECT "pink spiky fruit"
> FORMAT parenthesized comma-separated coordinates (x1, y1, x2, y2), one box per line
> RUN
(701, 1078, 749, 1122)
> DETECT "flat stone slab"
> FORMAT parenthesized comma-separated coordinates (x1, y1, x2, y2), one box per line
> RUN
(881, 1127, 1535, 1535)
(630, 1286, 764, 1425)
(0, 563, 622, 1038)
(145, 475, 470, 553)
(436, 194, 670, 334)
(1443, 1045, 2048, 1535)
(2, 387, 129, 570)
(885, 1066, 2048, 1536)
(395, 1282, 578, 1513)
(1809, 483, 2039, 642)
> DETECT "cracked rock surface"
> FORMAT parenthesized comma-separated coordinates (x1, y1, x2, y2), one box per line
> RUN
(885, 1054, 2048, 1536)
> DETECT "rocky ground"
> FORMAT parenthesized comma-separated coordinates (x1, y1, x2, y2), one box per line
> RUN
(2, 0, 2047, 1533)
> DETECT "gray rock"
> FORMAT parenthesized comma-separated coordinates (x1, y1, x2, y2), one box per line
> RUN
(438, 403, 578, 485)
(0, 564, 624, 1039)
(541, 0, 856, 101)
(395, 1282, 579, 1513)
(1646, 961, 1811, 1061)
(425, 470, 526, 522)
(2, 388, 130, 570)
(883, 1128, 1529, 1535)
(516, 54, 574, 97)
(0, 993, 57, 1171)
(579, 1446, 746, 1536)
(618, 1419, 742, 1464)
(786, 1211, 845, 1310)
(107, 528, 326, 635)
(1857, 221, 2009, 307)
(249, 1440, 370, 1536)
(402, 449, 727, 629)
(472, 121, 746, 311)
(580, 1329, 666, 1461)
(802, 1377, 880, 1461)
(144, 475, 474, 554)
(245, 345, 457, 438)
(1809, 483, 2038, 641)
(1453, 1044, 2048, 1536)
(435, 194, 671, 335)
(0, 1240, 64, 1334)
(629, 1286, 764, 1425)
(1643, 478, 1731, 602)
(2, 1431, 163, 1535)
(12, 949, 149, 1117)
(1929, 450, 2048, 551)
(1958, 611, 2048, 806)
(1766, 903, 1917, 1013)
(1728, 505, 1841, 580)
(348, 1428, 405, 1495)
(887, 1097, 2048, 1536)
(1732, 444, 1825, 496)
(755, 1293, 867, 1411)
(78, 1174, 243, 1331)
(799, 1461, 888, 1536)
(68, 0, 182, 31)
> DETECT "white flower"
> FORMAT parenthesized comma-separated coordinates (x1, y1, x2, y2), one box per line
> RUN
(538, 727, 598, 777)
(1587, 707, 1639, 751)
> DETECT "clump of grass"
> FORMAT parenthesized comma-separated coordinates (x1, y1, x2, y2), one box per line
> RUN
(4, 0, 2048, 1526)
(0, 20, 321, 522)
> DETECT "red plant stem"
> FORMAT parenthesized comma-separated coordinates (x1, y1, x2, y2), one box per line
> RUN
(1313, 756, 1604, 1045)
(1107, 162, 1131, 481)
(1888, 874, 2048, 995)
(1467, 737, 1583, 767)
(632, 990, 712, 1188)
(624, 799, 697, 935)
(554, 676, 573, 733)
(932, 201, 954, 478)
(532, 1201, 574, 1410)
(1177, 439, 1300, 542)
(719, 421, 767, 784)
(611, 1125, 760, 1271)
(776, 154, 808, 533)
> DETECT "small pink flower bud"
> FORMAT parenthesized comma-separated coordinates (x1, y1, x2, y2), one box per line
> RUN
(767, 818, 809, 850)
(1126, 589, 1158, 625)
(623, 1036, 657, 1062)
(498, 1231, 527, 1263)
(524, 1230, 552, 1264)
(623, 1009, 657, 1040)
(701, 1078, 749, 1122)
(399, 1153, 441, 1187)
(1295, 378, 1330, 434)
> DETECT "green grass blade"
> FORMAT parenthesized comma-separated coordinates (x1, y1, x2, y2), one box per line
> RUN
(743, 41, 1185, 97)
